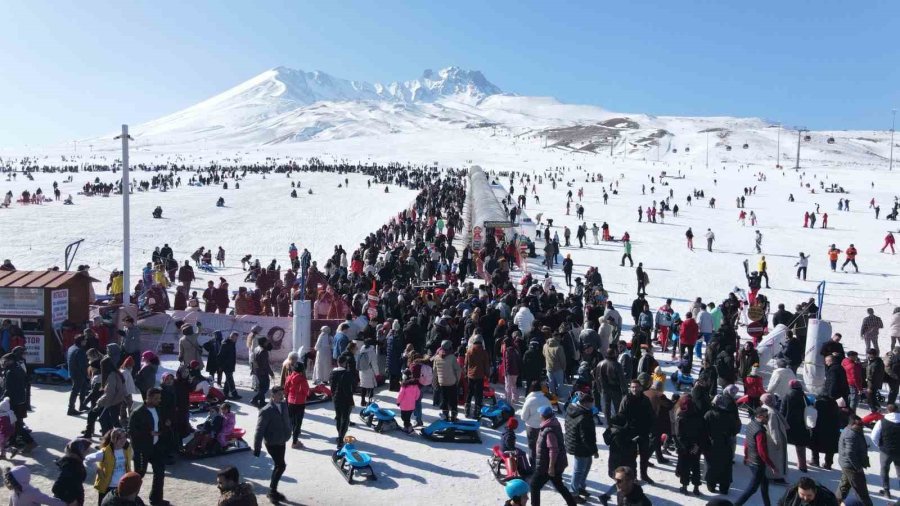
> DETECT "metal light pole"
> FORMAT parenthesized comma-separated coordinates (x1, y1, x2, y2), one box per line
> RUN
(890, 109, 896, 171)
(114, 125, 133, 304)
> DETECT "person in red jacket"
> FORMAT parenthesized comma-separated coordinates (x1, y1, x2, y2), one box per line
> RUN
(842, 351, 865, 413)
(678, 312, 699, 367)
(284, 361, 310, 449)
(882, 232, 896, 254)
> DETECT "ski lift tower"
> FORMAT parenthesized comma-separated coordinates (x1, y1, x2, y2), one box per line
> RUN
(794, 127, 808, 170)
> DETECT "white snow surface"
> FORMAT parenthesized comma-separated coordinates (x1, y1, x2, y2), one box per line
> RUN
(1, 134, 900, 504)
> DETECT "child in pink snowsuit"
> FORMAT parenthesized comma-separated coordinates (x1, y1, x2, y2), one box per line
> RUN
(0, 398, 15, 459)
(396, 372, 421, 433)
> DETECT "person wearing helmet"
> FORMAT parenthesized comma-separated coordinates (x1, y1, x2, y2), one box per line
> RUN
(504, 478, 529, 505)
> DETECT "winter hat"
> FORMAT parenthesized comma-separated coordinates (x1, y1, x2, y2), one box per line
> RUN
(257, 336, 268, 346)
(789, 379, 803, 389)
(161, 372, 175, 383)
(723, 384, 740, 399)
(440, 340, 453, 352)
(121, 356, 135, 369)
(539, 405, 554, 418)
(181, 324, 194, 336)
(117, 471, 143, 497)
(506, 417, 519, 430)
(392, 320, 400, 331)
(189, 360, 200, 369)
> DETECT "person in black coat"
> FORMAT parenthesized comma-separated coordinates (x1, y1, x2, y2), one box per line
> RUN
(704, 394, 742, 494)
(218, 332, 238, 399)
(67, 336, 89, 415)
(330, 354, 356, 448)
(810, 395, 842, 469)
(52, 438, 91, 505)
(823, 355, 850, 405)
(564, 394, 598, 498)
(253, 386, 291, 502)
(128, 387, 171, 505)
(619, 380, 655, 483)
(673, 395, 705, 494)
(1, 353, 32, 447)
(784, 331, 805, 373)
(781, 380, 811, 472)
(203, 331, 223, 385)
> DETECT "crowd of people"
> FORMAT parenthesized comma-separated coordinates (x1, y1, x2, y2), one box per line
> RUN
(1, 163, 900, 506)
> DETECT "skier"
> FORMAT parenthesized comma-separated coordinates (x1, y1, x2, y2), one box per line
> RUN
(705, 229, 715, 252)
(685, 227, 694, 250)
(882, 232, 896, 254)
(795, 253, 809, 280)
(621, 239, 634, 267)
(755, 230, 763, 254)
(841, 244, 859, 273)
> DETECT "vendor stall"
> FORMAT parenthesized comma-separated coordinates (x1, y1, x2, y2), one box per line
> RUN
(0, 270, 97, 366)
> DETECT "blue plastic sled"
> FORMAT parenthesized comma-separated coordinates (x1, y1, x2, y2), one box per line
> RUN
(670, 370, 695, 391)
(359, 403, 399, 433)
(32, 364, 70, 384)
(332, 440, 377, 483)
(421, 419, 481, 443)
(480, 399, 515, 429)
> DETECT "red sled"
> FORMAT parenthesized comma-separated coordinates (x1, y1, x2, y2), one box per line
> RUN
(308, 383, 333, 405)
(188, 386, 226, 413)
(488, 444, 532, 482)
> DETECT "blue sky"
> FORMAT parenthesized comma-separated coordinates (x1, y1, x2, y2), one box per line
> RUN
(1, 1, 897, 146)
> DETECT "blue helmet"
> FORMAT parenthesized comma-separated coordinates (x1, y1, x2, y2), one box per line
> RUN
(505, 478, 529, 499)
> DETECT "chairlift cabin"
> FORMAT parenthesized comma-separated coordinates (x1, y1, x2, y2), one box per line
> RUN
(827, 137, 835, 144)
(742, 143, 749, 149)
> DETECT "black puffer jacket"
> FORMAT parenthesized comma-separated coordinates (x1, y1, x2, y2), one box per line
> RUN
(564, 403, 597, 457)
(52, 455, 86, 503)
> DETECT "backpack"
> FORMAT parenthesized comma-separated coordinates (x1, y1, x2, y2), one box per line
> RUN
(419, 364, 433, 386)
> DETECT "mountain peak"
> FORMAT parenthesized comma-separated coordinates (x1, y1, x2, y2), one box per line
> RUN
(262, 65, 501, 104)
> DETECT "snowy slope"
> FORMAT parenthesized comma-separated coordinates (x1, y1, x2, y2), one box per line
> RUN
(66, 65, 895, 171)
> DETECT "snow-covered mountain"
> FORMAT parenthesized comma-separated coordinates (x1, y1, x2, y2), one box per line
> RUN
(96, 65, 895, 167)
